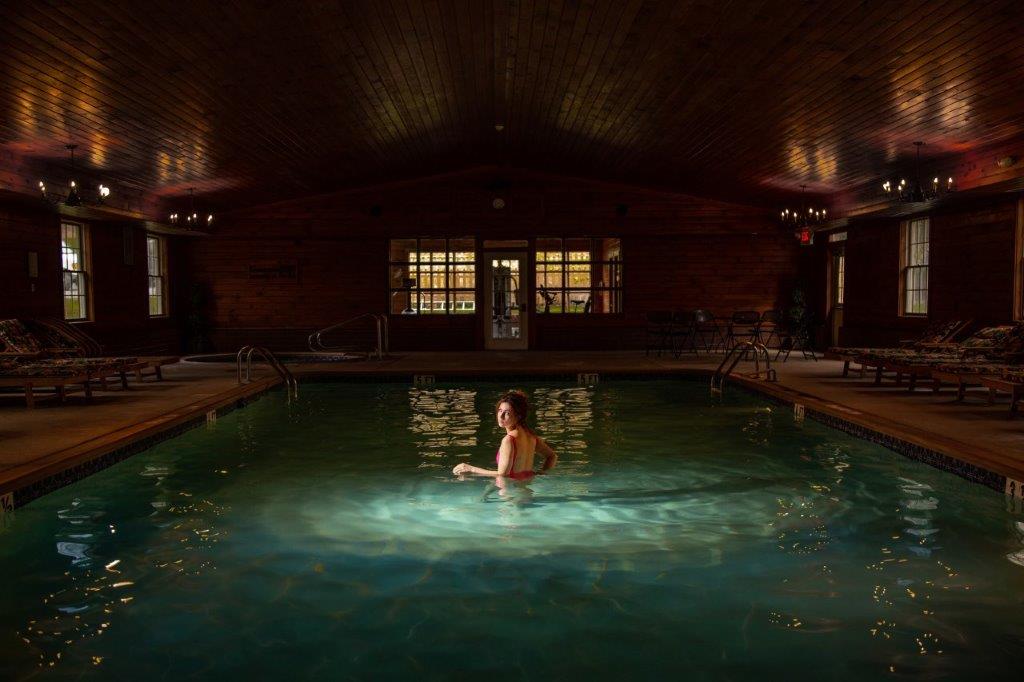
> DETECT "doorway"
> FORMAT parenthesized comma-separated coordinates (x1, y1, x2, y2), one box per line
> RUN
(484, 252, 528, 349)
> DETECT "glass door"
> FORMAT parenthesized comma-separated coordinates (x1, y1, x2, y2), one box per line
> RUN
(484, 252, 527, 349)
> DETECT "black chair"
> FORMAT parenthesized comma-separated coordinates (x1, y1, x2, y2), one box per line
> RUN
(757, 310, 783, 348)
(774, 322, 819, 362)
(644, 311, 674, 356)
(727, 310, 761, 349)
(669, 310, 697, 356)
(692, 309, 724, 353)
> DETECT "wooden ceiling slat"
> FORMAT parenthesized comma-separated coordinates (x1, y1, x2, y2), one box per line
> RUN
(543, 0, 632, 160)
(1, 0, 1023, 212)
(680, 1, 1008, 179)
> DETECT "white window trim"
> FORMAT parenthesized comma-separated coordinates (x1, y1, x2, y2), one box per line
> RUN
(899, 217, 930, 317)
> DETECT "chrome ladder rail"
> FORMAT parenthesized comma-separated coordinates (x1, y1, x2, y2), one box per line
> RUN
(236, 345, 298, 400)
(307, 313, 388, 359)
(711, 341, 777, 395)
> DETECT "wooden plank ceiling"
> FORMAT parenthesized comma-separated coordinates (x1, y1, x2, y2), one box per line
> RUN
(1, 0, 1023, 216)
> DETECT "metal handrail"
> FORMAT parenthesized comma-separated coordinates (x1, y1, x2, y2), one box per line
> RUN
(236, 345, 298, 400)
(711, 341, 777, 395)
(307, 313, 387, 359)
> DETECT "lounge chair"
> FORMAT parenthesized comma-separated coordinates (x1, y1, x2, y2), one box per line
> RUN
(880, 323, 1024, 394)
(24, 318, 177, 381)
(0, 358, 136, 408)
(979, 369, 1024, 415)
(829, 318, 970, 377)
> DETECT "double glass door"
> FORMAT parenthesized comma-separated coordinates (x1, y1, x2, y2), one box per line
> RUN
(484, 253, 527, 349)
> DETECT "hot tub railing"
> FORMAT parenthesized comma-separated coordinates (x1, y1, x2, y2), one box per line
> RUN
(711, 341, 776, 395)
(307, 313, 388, 359)
(236, 345, 298, 400)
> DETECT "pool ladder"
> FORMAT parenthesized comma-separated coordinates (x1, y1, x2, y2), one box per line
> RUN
(308, 313, 388, 359)
(236, 346, 298, 400)
(711, 341, 777, 395)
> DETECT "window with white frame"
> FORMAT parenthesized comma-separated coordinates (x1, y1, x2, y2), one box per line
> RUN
(147, 234, 168, 316)
(901, 217, 929, 315)
(61, 221, 90, 320)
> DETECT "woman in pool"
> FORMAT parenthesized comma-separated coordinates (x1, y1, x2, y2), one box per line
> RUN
(452, 390, 557, 479)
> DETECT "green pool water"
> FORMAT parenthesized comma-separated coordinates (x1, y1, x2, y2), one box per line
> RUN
(2, 380, 1023, 680)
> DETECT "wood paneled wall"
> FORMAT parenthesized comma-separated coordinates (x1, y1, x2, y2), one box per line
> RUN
(184, 170, 799, 351)
(0, 204, 186, 354)
(831, 197, 1019, 347)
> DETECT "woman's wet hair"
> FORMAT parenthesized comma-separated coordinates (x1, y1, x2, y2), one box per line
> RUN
(495, 389, 529, 425)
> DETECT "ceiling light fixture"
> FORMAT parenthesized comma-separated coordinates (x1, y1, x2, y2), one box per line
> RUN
(39, 144, 111, 207)
(168, 187, 213, 228)
(882, 141, 954, 203)
(780, 184, 827, 245)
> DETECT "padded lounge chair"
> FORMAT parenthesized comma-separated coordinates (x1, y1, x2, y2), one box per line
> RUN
(0, 358, 132, 407)
(830, 318, 970, 377)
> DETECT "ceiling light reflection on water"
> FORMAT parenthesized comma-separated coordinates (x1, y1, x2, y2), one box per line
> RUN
(1, 380, 1023, 679)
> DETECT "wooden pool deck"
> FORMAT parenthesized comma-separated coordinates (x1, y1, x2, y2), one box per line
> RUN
(2, 351, 1022, 507)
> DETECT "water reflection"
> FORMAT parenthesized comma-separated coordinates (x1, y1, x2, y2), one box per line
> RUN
(408, 388, 479, 466)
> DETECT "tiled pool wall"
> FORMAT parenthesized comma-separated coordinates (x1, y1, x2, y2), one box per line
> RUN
(1, 371, 1012, 512)
(5, 388, 275, 511)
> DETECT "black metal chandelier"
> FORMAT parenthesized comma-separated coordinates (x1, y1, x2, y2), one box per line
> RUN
(39, 144, 110, 207)
(882, 141, 955, 203)
(780, 184, 827, 228)
(168, 187, 213, 227)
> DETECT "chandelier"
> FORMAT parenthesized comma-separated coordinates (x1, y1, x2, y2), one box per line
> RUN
(168, 187, 213, 227)
(780, 185, 827, 245)
(39, 144, 111, 207)
(882, 141, 954, 203)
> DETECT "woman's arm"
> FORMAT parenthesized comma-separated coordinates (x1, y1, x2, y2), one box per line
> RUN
(536, 436, 558, 472)
(452, 436, 513, 477)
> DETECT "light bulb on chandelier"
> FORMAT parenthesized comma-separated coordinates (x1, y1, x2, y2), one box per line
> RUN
(168, 187, 214, 227)
(882, 142, 954, 203)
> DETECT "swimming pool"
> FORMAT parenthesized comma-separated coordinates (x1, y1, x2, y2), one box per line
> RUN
(2, 379, 1022, 679)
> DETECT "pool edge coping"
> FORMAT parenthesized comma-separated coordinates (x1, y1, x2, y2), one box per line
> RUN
(0, 377, 280, 510)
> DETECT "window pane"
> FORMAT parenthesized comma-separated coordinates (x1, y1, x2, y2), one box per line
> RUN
(390, 239, 416, 262)
(452, 264, 475, 289)
(564, 237, 590, 257)
(391, 290, 414, 314)
(537, 289, 563, 313)
(450, 291, 476, 314)
(567, 263, 591, 288)
(598, 238, 621, 260)
(62, 223, 88, 320)
(536, 238, 561, 260)
(566, 290, 590, 313)
(419, 239, 445, 262)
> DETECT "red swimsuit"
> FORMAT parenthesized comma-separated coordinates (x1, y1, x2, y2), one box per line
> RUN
(496, 435, 535, 479)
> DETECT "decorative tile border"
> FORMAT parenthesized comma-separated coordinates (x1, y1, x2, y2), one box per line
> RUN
(6, 388, 274, 510)
(727, 378, 1007, 493)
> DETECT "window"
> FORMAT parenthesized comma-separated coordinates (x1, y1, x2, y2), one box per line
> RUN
(147, 234, 168, 316)
(535, 237, 622, 313)
(1015, 198, 1024, 320)
(900, 217, 929, 315)
(389, 238, 476, 314)
(831, 246, 845, 307)
(61, 221, 89, 320)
